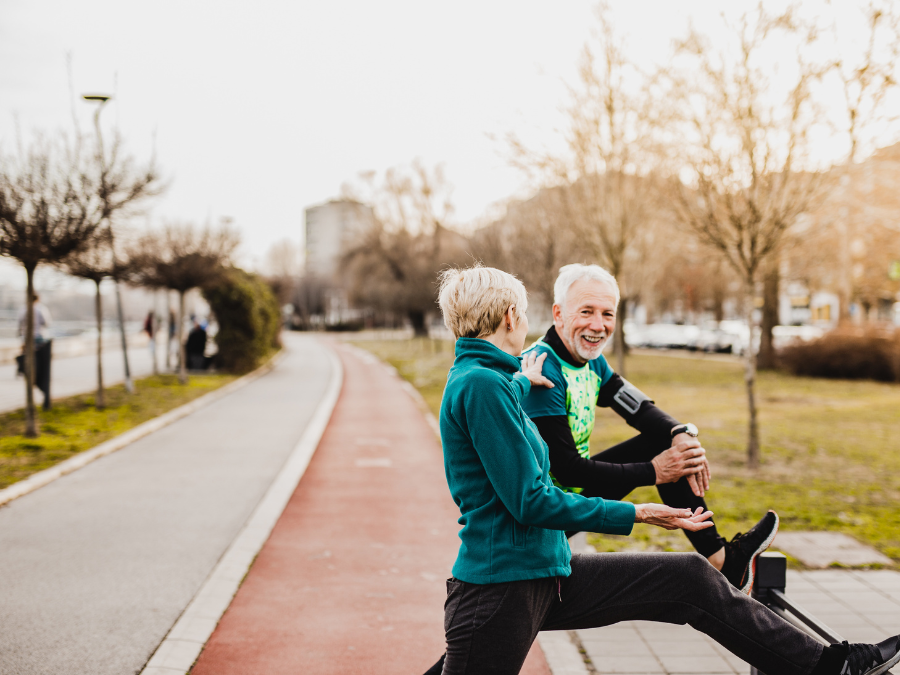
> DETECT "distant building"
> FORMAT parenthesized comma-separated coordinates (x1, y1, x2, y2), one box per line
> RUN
(304, 199, 375, 280)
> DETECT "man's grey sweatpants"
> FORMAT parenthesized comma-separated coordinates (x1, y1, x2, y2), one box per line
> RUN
(442, 552, 823, 675)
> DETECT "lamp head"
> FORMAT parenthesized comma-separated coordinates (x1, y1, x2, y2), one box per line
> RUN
(82, 94, 112, 103)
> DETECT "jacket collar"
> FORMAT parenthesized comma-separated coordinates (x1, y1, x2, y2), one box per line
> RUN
(454, 337, 521, 376)
(543, 325, 583, 368)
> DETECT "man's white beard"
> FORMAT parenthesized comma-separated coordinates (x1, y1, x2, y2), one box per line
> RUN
(569, 329, 610, 361)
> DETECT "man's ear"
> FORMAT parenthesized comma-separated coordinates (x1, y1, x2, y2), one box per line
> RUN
(552, 304, 563, 326)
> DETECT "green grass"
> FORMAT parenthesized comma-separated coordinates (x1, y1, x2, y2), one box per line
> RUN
(0, 372, 238, 490)
(351, 338, 900, 568)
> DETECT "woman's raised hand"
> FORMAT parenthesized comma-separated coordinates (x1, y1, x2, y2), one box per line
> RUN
(634, 504, 714, 531)
(521, 352, 555, 388)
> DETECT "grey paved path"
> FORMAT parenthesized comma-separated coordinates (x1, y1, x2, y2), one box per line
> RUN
(0, 333, 333, 675)
(563, 566, 900, 674)
(0, 341, 164, 414)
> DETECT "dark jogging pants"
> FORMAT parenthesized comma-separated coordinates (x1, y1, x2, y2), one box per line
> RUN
(438, 552, 822, 675)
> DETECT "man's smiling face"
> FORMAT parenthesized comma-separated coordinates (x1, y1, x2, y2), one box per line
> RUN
(552, 279, 617, 364)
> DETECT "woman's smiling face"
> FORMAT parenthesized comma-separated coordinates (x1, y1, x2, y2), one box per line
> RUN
(553, 279, 617, 364)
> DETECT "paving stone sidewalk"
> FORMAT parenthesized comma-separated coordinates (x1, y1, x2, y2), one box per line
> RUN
(559, 535, 900, 675)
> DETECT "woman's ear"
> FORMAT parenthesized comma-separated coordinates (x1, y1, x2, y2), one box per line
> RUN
(506, 305, 516, 331)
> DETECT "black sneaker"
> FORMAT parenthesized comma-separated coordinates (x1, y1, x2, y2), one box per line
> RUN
(840, 636, 900, 675)
(721, 510, 779, 594)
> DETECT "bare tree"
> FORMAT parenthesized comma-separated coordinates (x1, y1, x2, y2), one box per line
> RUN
(62, 228, 115, 407)
(82, 124, 165, 393)
(57, 122, 163, 401)
(342, 162, 468, 336)
(0, 134, 100, 435)
(665, 6, 828, 467)
(470, 186, 578, 311)
(263, 237, 302, 307)
(128, 223, 239, 383)
(504, 5, 664, 375)
(828, 1, 900, 320)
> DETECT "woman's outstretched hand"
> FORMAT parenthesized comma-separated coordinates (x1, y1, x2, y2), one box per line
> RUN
(521, 352, 555, 388)
(634, 505, 714, 531)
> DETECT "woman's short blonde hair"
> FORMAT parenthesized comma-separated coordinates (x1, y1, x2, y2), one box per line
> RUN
(437, 266, 528, 339)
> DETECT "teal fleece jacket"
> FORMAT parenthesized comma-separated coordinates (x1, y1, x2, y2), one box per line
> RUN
(440, 338, 636, 584)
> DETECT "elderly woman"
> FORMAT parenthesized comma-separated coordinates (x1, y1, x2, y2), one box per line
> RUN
(428, 265, 899, 675)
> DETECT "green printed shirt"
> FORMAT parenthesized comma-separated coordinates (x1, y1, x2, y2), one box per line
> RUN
(521, 338, 614, 492)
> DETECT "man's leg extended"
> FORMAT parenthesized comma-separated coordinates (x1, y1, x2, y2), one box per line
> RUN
(542, 552, 823, 675)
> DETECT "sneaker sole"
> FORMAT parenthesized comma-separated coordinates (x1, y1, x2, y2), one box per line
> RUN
(739, 511, 780, 595)
(866, 648, 900, 675)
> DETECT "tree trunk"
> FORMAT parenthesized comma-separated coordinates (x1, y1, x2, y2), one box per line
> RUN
(408, 309, 428, 338)
(114, 278, 134, 393)
(757, 264, 779, 370)
(94, 279, 105, 409)
(23, 265, 38, 438)
(712, 261, 725, 325)
(151, 290, 158, 376)
(166, 291, 173, 371)
(744, 286, 761, 469)
(178, 290, 188, 384)
(614, 296, 627, 377)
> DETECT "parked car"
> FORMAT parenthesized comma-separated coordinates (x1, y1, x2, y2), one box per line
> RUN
(625, 321, 823, 356)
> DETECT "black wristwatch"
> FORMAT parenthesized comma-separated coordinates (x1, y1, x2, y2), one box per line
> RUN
(671, 423, 699, 438)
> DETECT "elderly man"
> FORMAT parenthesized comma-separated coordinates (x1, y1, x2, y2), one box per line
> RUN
(521, 263, 778, 593)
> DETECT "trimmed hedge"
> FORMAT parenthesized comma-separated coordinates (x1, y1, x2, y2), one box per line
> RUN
(203, 268, 281, 373)
(779, 328, 900, 382)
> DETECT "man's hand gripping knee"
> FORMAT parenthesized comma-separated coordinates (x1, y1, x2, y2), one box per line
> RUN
(652, 434, 711, 498)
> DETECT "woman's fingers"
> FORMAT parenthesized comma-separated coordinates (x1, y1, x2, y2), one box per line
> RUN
(681, 519, 715, 531)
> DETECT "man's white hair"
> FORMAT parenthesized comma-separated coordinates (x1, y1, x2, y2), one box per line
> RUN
(553, 263, 620, 309)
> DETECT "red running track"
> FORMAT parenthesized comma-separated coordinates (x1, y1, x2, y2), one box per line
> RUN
(191, 341, 550, 675)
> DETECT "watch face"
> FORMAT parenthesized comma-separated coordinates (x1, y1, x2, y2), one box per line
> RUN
(685, 423, 699, 436)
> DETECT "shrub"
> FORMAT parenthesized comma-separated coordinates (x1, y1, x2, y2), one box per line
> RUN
(203, 268, 282, 373)
(779, 327, 900, 382)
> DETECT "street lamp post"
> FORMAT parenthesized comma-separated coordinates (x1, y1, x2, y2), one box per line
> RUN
(82, 94, 135, 394)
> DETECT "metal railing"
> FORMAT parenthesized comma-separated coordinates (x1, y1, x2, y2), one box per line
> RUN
(750, 552, 894, 675)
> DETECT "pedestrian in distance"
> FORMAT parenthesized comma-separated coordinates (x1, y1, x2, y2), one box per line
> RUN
(17, 292, 52, 345)
(423, 264, 900, 675)
(144, 310, 157, 372)
(185, 318, 207, 371)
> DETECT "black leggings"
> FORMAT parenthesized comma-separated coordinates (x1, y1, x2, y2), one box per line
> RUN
(567, 433, 727, 558)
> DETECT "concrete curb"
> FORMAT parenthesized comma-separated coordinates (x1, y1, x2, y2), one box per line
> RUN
(139, 340, 344, 675)
(0, 351, 287, 509)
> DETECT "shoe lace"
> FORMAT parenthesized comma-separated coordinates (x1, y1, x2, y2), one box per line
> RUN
(728, 531, 754, 556)
(842, 642, 883, 675)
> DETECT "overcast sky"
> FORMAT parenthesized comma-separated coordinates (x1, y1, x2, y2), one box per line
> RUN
(0, 0, 892, 287)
